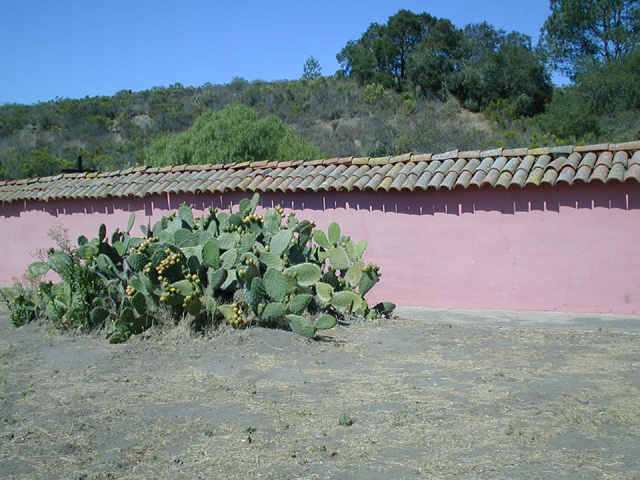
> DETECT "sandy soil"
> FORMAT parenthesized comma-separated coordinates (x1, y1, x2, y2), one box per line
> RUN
(1, 310, 639, 480)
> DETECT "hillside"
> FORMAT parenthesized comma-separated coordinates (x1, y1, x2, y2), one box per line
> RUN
(0, 76, 538, 181)
(0, 74, 638, 181)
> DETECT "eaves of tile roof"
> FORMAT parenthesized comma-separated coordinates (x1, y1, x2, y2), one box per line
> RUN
(1, 141, 639, 204)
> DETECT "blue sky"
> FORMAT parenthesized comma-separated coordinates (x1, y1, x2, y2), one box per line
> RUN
(0, 0, 555, 105)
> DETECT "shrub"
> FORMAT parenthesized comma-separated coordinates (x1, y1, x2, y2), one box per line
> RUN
(1, 285, 37, 327)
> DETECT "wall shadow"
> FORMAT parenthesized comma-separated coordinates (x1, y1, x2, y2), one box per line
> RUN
(1, 182, 637, 220)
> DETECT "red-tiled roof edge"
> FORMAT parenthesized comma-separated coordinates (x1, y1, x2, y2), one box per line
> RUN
(1, 141, 639, 203)
(0, 141, 638, 188)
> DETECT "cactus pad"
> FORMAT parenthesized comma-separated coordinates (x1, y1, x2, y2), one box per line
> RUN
(217, 232, 239, 250)
(128, 252, 150, 271)
(77, 244, 99, 260)
(270, 230, 293, 255)
(208, 267, 227, 291)
(90, 306, 110, 324)
(286, 263, 321, 286)
(259, 251, 284, 271)
(247, 277, 267, 315)
(261, 302, 286, 322)
(28, 261, 50, 276)
(174, 228, 198, 247)
(313, 229, 330, 248)
(328, 222, 341, 244)
(287, 294, 313, 314)
(264, 268, 287, 302)
(345, 262, 364, 288)
(131, 291, 147, 315)
(220, 248, 238, 270)
(202, 241, 221, 268)
(286, 314, 315, 338)
(328, 246, 351, 271)
(315, 282, 334, 304)
(263, 209, 281, 234)
(314, 314, 337, 330)
(358, 270, 378, 297)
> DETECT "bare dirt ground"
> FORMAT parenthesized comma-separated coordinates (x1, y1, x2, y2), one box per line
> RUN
(1, 309, 639, 480)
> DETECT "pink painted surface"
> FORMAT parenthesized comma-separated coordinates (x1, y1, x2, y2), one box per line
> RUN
(1, 183, 638, 314)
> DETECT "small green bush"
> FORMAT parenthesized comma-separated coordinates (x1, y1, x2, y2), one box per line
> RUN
(1, 286, 37, 327)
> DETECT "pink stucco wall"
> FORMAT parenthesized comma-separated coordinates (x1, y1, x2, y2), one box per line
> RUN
(1, 183, 638, 314)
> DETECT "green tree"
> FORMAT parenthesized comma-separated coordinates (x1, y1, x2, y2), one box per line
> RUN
(406, 18, 466, 97)
(0, 149, 73, 180)
(541, 0, 640, 76)
(537, 47, 640, 142)
(302, 56, 322, 79)
(451, 23, 553, 117)
(145, 103, 322, 166)
(337, 10, 440, 89)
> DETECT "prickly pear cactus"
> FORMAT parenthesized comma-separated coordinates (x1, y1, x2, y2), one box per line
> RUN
(23, 193, 393, 342)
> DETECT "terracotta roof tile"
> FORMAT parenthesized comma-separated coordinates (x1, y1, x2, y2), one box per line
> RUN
(415, 170, 434, 190)
(541, 168, 559, 186)
(409, 153, 431, 163)
(608, 163, 626, 182)
(532, 154, 551, 170)
(427, 171, 446, 190)
(277, 176, 297, 192)
(557, 165, 577, 185)
(590, 164, 610, 182)
(503, 147, 528, 157)
(496, 171, 514, 188)
(502, 157, 520, 174)
(297, 175, 316, 191)
(2, 141, 639, 203)
(389, 173, 408, 190)
(612, 151, 628, 167)
(445, 169, 464, 189)
(566, 152, 583, 169)
(476, 157, 495, 173)
(517, 155, 536, 173)
(456, 170, 473, 188)
(610, 140, 640, 151)
(525, 167, 545, 186)
(470, 169, 487, 187)
(528, 147, 550, 155)
(432, 150, 458, 161)
(386, 153, 405, 164)
(511, 169, 528, 188)
(574, 165, 593, 183)
(236, 176, 254, 191)
(352, 157, 369, 165)
(625, 163, 640, 182)
(548, 156, 568, 171)
(595, 151, 613, 168)
(549, 145, 574, 155)
(435, 158, 455, 175)
(449, 158, 467, 175)
(482, 168, 501, 187)
(459, 150, 481, 159)
(369, 156, 391, 166)
(401, 177, 418, 191)
(461, 158, 481, 173)
(479, 147, 503, 157)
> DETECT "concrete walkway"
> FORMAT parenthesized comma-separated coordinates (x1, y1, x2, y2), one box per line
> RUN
(394, 306, 640, 335)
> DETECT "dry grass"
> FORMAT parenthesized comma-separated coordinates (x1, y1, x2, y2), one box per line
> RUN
(1, 313, 639, 479)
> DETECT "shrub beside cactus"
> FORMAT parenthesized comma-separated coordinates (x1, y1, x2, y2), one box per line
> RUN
(24, 193, 394, 342)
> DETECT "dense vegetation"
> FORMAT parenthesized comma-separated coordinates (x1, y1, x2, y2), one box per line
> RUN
(2, 194, 394, 342)
(0, 0, 638, 181)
